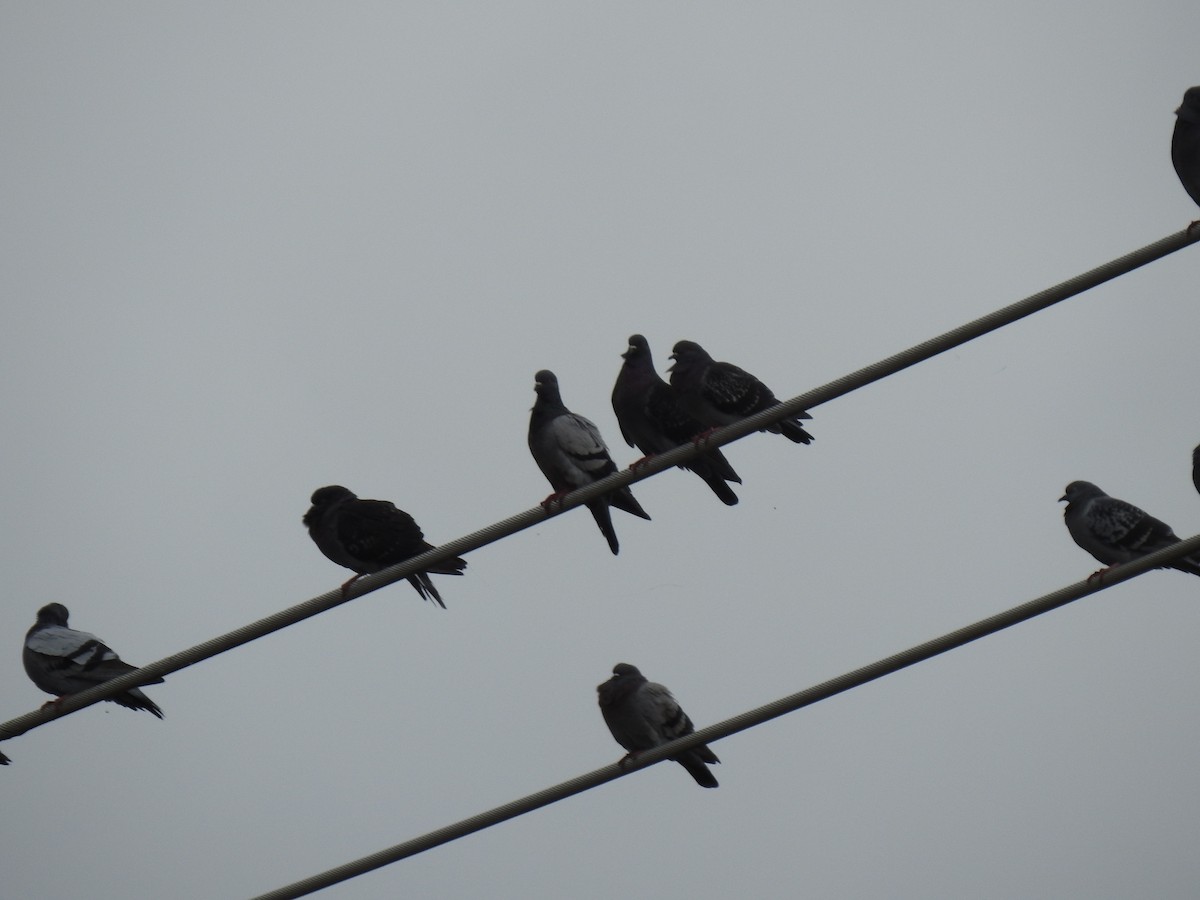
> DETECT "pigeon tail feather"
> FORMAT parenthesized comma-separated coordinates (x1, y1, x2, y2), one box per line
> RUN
(676, 752, 719, 788)
(587, 502, 621, 555)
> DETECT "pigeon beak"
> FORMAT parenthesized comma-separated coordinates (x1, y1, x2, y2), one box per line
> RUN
(667, 355, 677, 371)
(1058, 493, 1068, 503)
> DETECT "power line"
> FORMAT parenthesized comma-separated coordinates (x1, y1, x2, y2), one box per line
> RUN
(247, 533, 1200, 899)
(1, 226, 1196, 758)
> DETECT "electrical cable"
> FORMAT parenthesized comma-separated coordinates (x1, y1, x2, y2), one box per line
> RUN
(1, 226, 1195, 757)
(248, 532, 1200, 899)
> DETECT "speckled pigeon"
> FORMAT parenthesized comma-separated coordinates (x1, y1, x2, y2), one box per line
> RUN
(1060, 481, 1200, 577)
(23, 603, 164, 718)
(304, 485, 466, 607)
(668, 340, 813, 444)
(612, 334, 742, 506)
(1173, 87, 1200, 225)
(597, 663, 719, 788)
(529, 369, 650, 555)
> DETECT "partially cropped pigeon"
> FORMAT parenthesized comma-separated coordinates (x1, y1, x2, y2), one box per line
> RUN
(668, 340, 813, 444)
(612, 334, 742, 506)
(1192, 444, 1200, 497)
(1060, 481, 1200, 577)
(1173, 87, 1200, 223)
(304, 485, 466, 608)
(597, 663, 720, 788)
(23, 603, 164, 718)
(528, 370, 650, 555)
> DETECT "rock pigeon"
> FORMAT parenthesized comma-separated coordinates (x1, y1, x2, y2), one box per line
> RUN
(304, 485, 466, 608)
(612, 334, 742, 506)
(528, 369, 650, 555)
(668, 340, 814, 444)
(597, 663, 719, 788)
(1172, 86, 1200, 225)
(23, 603, 164, 718)
(1060, 481, 1200, 577)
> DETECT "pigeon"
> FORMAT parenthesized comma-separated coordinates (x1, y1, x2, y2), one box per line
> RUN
(668, 340, 814, 444)
(612, 334, 742, 506)
(23, 603, 164, 718)
(1060, 481, 1200, 578)
(304, 485, 466, 608)
(597, 663, 720, 788)
(528, 369, 650, 555)
(1172, 86, 1200, 226)
(1193, 444, 1200, 497)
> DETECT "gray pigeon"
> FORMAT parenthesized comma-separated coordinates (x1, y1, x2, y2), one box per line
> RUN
(668, 340, 814, 444)
(1060, 481, 1200, 577)
(304, 485, 466, 608)
(612, 334, 742, 506)
(23, 603, 164, 718)
(1172, 86, 1200, 223)
(597, 663, 719, 788)
(528, 370, 650, 555)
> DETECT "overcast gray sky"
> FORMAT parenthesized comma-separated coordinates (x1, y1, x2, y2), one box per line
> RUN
(4, 4, 1200, 898)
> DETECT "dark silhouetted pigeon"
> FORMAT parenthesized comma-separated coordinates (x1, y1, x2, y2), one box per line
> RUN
(1060, 481, 1200, 577)
(24, 603, 164, 718)
(597, 663, 719, 788)
(304, 485, 466, 608)
(1173, 86, 1200, 225)
(529, 370, 650, 555)
(1193, 444, 1200, 497)
(612, 334, 742, 506)
(668, 340, 813, 444)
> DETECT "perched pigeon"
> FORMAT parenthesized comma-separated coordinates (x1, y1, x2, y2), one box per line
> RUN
(1173, 86, 1200, 224)
(528, 370, 650, 555)
(668, 340, 813, 444)
(597, 663, 720, 788)
(23, 603, 164, 718)
(612, 334, 742, 506)
(304, 485, 466, 608)
(1060, 481, 1200, 577)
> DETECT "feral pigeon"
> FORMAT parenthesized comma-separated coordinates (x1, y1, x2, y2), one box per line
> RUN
(612, 334, 742, 506)
(1060, 481, 1200, 577)
(528, 369, 650, 555)
(1173, 87, 1200, 223)
(304, 485, 466, 608)
(597, 663, 719, 788)
(668, 340, 814, 444)
(23, 603, 164, 718)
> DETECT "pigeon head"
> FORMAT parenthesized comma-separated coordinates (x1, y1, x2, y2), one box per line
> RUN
(621, 334, 650, 361)
(35, 603, 70, 626)
(309, 485, 355, 508)
(668, 340, 709, 371)
(1178, 86, 1200, 125)
(532, 369, 564, 405)
(1060, 481, 1105, 505)
(597, 663, 647, 701)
